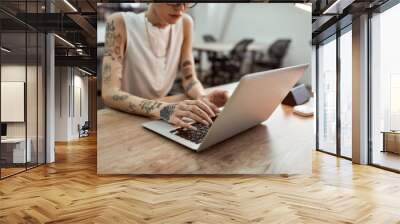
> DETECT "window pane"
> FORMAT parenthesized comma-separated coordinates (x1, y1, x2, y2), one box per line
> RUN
(371, 3, 400, 171)
(340, 29, 352, 158)
(318, 37, 337, 154)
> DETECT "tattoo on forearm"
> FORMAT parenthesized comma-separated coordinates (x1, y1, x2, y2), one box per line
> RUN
(112, 94, 128, 101)
(102, 63, 112, 83)
(128, 102, 138, 113)
(160, 104, 176, 121)
(139, 100, 162, 114)
(183, 73, 193, 80)
(182, 66, 192, 74)
(184, 80, 198, 93)
(181, 60, 194, 81)
(181, 60, 191, 68)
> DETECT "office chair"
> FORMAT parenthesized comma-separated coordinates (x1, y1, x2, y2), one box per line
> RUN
(79, 121, 90, 138)
(253, 39, 291, 70)
(203, 34, 217, 42)
(204, 38, 254, 85)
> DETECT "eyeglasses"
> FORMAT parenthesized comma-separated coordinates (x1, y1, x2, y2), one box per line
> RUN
(166, 3, 197, 9)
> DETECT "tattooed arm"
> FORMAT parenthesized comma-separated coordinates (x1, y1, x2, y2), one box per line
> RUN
(179, 15, 229, 111)
(102, 13, 215, 129)
(179, 15, 205, 100)
(102, 13, 167, 119)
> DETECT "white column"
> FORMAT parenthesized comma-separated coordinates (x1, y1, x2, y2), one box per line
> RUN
(352, 14, 369, 164)
(46, 33, 55, 163)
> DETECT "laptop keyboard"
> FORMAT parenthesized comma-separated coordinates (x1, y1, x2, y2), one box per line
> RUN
(170, 122, 211, 144)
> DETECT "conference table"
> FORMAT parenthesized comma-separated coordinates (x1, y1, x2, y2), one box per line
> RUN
(97, 82, 313, 175)
(192, 41, 269, 74)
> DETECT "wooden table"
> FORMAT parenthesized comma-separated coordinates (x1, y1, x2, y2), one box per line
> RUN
(381, 131, 400, 154)
(97, 83, 313, 175)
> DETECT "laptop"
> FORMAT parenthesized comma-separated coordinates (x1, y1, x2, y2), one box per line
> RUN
(142, 64, 309, 152)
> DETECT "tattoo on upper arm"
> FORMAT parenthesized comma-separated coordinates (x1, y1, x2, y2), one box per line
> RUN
(113, 34, 123, 62)
(112, 94, 128, 101)
(104, 19, 123, 62)
(160, 104, 177, 121)
(139, 100, 162, 114)
(184, 80, 198, 93)
(104, 20, 116, 57)
(102, 63, 112, 83)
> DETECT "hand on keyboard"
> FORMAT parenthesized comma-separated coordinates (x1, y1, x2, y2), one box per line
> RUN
(170, 116, 217, 144)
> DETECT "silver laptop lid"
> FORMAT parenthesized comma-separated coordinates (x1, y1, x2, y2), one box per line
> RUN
(197, 64, 309, 151)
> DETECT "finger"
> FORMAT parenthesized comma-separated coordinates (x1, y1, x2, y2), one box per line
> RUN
(179, 110, 208, 126)
(223, 90, 229, 98)
(193, 104, 213, 124)
(222, 91, 229, 102)
(186, 100, 214, 117)
(213, 92, 229, 108)
(175, 117, 197, 131)
(215, 90, 228, 100)
(188, 105, 213, 125)
(194, 100, 216, 117)
(216, 90, 228, 99)
(203, 98, 219, 113)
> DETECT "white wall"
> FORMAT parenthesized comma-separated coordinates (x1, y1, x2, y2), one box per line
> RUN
(54, 67, 89, 141)
(55, 67, 69, 141)
(191, 3, 232, 42)
(72, 73, 89, 138)
(191, 3, 312, 86)
(1, 65, 38, 137)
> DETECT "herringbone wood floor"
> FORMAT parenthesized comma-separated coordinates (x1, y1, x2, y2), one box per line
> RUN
(1, 135, 400, 224)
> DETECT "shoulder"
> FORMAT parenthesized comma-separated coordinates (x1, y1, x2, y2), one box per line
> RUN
(105, 12, 127, 37)
(106, 12, 125, 25)
(181, 13, 193, 39)
(181, 13, 194, 29)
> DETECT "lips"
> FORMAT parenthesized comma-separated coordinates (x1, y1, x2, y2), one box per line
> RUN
(169, 14, 181, 19)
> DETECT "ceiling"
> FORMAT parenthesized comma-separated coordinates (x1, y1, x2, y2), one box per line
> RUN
(0, 0, 97, 74)
(311, 0, 391, 43)
(1, 0, 396, 73)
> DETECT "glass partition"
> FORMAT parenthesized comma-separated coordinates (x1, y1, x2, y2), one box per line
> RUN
(0, 0, 46, 179)
(27, 31, 38, 169)
(0, 27, 28, 178)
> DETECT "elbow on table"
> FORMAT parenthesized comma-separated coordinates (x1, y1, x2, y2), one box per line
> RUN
(102, 91, 115, 109)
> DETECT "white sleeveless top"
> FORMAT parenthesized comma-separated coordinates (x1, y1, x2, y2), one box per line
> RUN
(121, 12, 184, 99)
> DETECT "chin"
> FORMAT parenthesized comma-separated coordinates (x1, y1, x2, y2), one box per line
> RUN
(167, 15, 181, 24)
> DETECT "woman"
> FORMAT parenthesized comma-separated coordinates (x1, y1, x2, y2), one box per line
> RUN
(102, 3, 229, 130)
